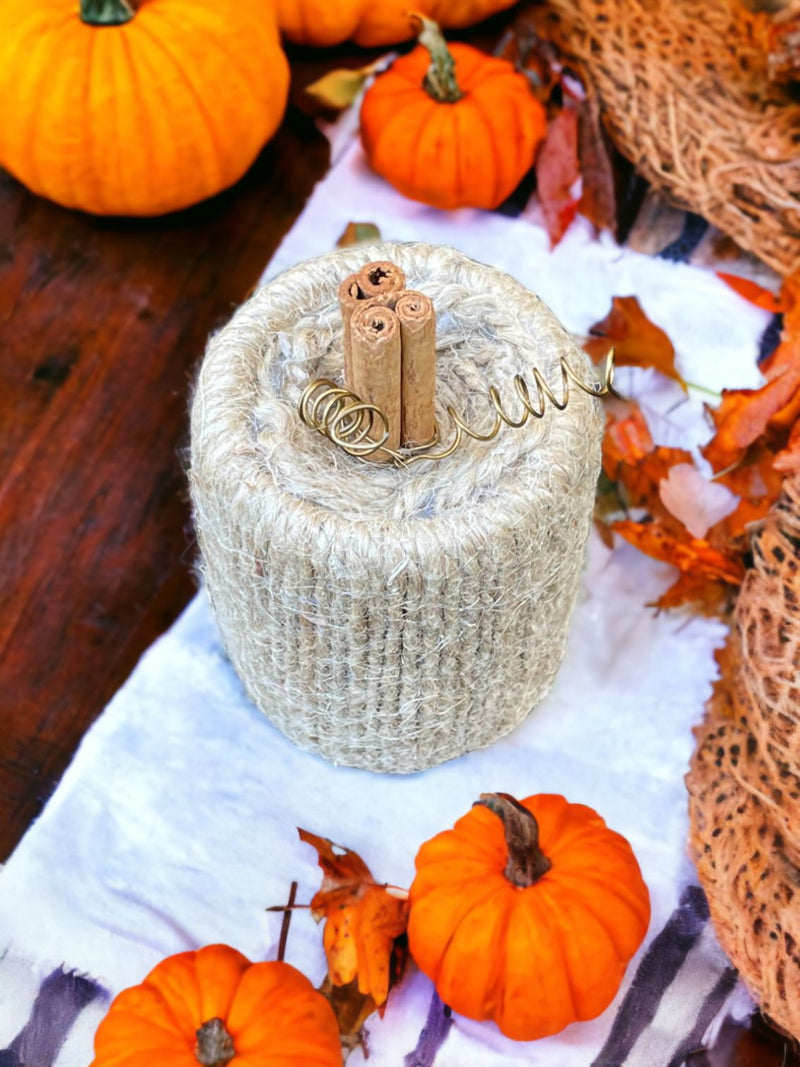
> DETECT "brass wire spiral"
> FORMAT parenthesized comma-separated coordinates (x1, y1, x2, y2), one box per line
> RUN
(299, 348, 618, 465)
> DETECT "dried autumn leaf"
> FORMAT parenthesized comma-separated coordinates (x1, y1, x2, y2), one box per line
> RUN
(702, 363, 800, 473)
(337, 221, 382, 248)
(658, 463, 738, 540)
(716, 272, 783, 314)
(577, 93, 617, 233)
(653, 571, 735, 616)
(774, 419, 800, 473)
(612, 519, 745, 587)
(318, 975, 376, 1059)
(299, 828, 409, 1006)
(304, 65, 376, 111)
(602, 406, 693, 518)
(494, 16, 560, 103)
(584, 296, 687, 390)
(535, 104, 579, 247)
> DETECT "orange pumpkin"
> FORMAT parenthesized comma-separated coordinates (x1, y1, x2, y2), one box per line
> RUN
(276, 0, 517, 48)
(360, 19, 547, 211)
(90, 944, 342, 1066)
(0, 0, 290, 216)
(408, 793, 651, 1041)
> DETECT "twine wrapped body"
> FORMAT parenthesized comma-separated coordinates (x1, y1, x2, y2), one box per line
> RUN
(189, 243, 603, 773)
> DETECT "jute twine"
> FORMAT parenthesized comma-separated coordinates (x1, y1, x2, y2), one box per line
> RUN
(189, 242, 602, 773)
(687, 473, 800, 1038)
(541, 0, 800, 276)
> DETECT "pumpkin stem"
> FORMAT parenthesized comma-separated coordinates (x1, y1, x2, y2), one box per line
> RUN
(476, 793, 552, 888)
(80, 0, 135, 26)
(195, 1018, 236, 1067)
(411, 14, 463, 104)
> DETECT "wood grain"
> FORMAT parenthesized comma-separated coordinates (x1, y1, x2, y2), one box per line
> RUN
(0, 105, 329, 860)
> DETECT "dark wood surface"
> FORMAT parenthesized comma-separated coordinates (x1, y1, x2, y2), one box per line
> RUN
(0, 92, 331, 863)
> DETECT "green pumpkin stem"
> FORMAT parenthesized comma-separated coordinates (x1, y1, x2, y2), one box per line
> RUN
(195, 1018, 236, 1067)
(412, 14, 463, 104)
(80, 0, 135, 26)
(477, 793, 552, 888)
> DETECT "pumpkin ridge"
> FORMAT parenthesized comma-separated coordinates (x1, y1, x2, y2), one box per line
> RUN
(412, 877, 509, 982)
(523, 886, 582, 1020)
(26, 15, 82, 198)
(137, 7, 251, 96)
(546, 877, 640, 963)
(95, 1003, 196, 1051)
(137, 976, 200, 1046)
(140, 2, 280, 116)
(127, 19, 225, 186)
(551, 869, 651, 938)
(462, 93, 508, 208)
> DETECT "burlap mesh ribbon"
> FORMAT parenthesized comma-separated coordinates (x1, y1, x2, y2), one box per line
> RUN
(542, 0, 800, 275)
(687, 473, 800, 1038)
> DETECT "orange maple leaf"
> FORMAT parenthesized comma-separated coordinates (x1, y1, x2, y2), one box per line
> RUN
(716, 272, 783, 314)
(584, 296, 687, 390)
(704, 271, 800, 475)
(612, 519, 745, 587)
(702, 365, 800, 474)
(602, 406, 693, 518)
(299, 829, 408, 1006)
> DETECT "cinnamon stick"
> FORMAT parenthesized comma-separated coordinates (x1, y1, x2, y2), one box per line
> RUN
(338, 273, 363, 386)
(356, 261, 406, 302)
(395, 291, 436, 447)
(349, 301, 402, 461)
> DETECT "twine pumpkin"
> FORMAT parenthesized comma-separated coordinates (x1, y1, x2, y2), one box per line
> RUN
(0, 0, 290, 216)
(189, 242, 603, 773)
(540, 0, 800, 275)
(687, 474, 800, 1038)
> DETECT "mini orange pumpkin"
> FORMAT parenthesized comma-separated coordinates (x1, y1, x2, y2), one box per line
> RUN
(0, 0, 290, 216)
(360, 18, 547, 211)
(276, 0, 517, 48)
(408, 793, 651, 1041)
(90, 944, 342, 1067)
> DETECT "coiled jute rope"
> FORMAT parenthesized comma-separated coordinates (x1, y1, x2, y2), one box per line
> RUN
(189, 242, 603, 772)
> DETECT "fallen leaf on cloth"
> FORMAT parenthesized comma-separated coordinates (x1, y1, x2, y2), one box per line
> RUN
(612, 520, 745, 585)
(299, 829, 409, 1007)
(658, 464, 738, 539)
(337, 221, 382, 247)
(577, 93, 617, 233)
(702, 365, 800, 473)
(585, 296, 687, 390)
(535, 104, 579, 247)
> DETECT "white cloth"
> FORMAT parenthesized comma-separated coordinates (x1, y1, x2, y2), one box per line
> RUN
(0, 136, 771, 1066)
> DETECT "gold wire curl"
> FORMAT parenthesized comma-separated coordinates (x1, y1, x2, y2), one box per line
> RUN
(298, 348, 618, 466)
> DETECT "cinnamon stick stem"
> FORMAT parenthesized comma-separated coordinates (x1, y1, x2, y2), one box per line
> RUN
(349, 301, 402, 461)
(338, 273, 363, 387)
(395, 291, 436, 447)
(356, 261, 406, 301)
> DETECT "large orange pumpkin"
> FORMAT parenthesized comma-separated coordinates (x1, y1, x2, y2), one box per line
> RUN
(408, 793, 651, 1041)
(276, 0, 517, 48)
(360, 19, 547, 211)
(90, 944, 342, 1066)
(0, 0, 290, 216)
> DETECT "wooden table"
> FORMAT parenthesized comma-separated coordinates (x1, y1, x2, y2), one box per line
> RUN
(0, 61, 343, 862)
